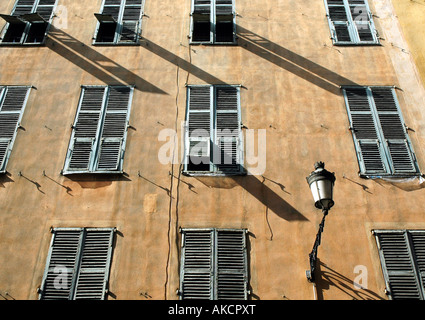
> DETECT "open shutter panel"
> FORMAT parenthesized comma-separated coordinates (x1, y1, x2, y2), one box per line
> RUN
(215, 229, 248, 300)
(12, 0, 36, 16)
(326, 0, 351, 43)
(215, 0, 233, 15)
(376, 232, 423, 300)
(345, 88, 388, 175)
(96, 87, 131, 171)
(74, 229, 114, 300)
(193, 0, 211, 14)
(67, 87, 105, 172)
(181, 230, 213, 299)
(0, 86, 30, 172)
(215, 87, 241, 173)
(119, 0, 142, 43)
(349, 3, 374, 42)
(186, 86, 212, 171)
(35, 0, 56, 21)
(40, 229, 82, 300)
(371, 88, 417, 174)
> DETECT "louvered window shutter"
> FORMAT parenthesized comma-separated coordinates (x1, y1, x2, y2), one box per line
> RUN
(40, 228, 115, 300)
(39, 229, 82, 300)
(180, 229, 214, 299)
(1, 0, 56, 44)
(371, 88, 417, 174)
(186, 86, 212, 172)
(215, 229, 248, 300)
(325, 0, 377, 45)
(344, 87, 418, 176)
(65, 87, 105, 173)
(73, 229, 114, 300)
(344, 87, 388, 175)
(0, 86, 30, 173)
(95, 86, 132, 172)
(214, 86, 241, 173)
(119, 0, 143, 43)
(180, 228, 248, 300)
(375, 230, 425, 300)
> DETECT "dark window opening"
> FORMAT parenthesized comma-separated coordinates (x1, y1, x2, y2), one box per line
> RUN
(96, 22, 117, 43)
(192, 19, 210, 42)
(2, 23, 25, 43)
(25, 22, 47, 43)
(215, 19, 233, 43)
(187, 156, 210, 172)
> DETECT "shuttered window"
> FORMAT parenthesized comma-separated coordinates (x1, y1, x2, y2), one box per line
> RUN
(343, 86, 419, 177)
(63, 85, 133, 175)
(190, 0, 235, 44)
(94, 0, 144, 45)
(39, 228, 115, 300)
(324, 0, 379, 45)
(0, 86, 31, 173)
(374, 230, 425, 300)
(0, 0, 57, 45)
(180, 228, 249, 300)
(184, 85, 244, 175)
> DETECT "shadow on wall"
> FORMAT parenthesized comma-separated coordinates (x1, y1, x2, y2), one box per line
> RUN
(45, 26, 167, 94)
(236, 26, 359, 95)
(315, 260, 385, 300)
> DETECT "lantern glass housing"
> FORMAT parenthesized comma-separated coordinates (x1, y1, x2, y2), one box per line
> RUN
(306, 162, 336, 210)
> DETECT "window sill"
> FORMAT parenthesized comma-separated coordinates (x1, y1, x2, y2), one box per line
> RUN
(182, 171, 247, 177)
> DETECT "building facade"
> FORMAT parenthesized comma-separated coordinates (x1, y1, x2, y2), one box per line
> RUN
(0, 0, 425, 300)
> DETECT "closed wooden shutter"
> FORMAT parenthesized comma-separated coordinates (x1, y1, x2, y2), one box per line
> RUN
(39, 229, 82, 300)
(375, 230, 425, 300)
(343, 87, 418, 176)
(180, 228, 248, 300)
(216, 229, 248, 300)
(66, 87, 105, 172)
(371, 88, 417, 174)
(325, 0, 377, 45)
(180, 229, 213, 299)
(64, 86, 132, 174)
(96, 86, 131, 171)
(214, 86, 241, 173)
(40, 228, 115, 300)
(0, 86, 30, 173)
(73, 229, 114, 300)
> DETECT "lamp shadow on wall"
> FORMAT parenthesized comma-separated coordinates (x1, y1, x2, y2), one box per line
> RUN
(185, 142, 307, 222)
(315, 260, 385, 300)
(236, 26, 359, 95)
(45, 27, 167, 94)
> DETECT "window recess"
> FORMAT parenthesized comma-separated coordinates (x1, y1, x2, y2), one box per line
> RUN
(324, 0, 379, 45)
(63, 85, 134, 175)
(190, 0, 236, 44)
(343, 86, 420, 177)
(39, 227, 115, 300)
(179, 228, 249, 300)
(0, 0, 57, 45)
(94, 0, 144, 45)
(184, 85, 244, 176)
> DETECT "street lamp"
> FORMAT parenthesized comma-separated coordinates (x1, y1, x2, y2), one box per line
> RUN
(305, 161, 336, 283)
